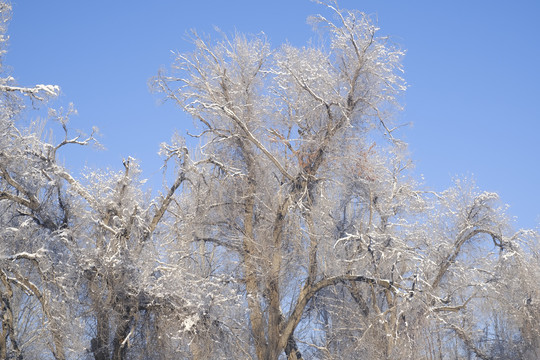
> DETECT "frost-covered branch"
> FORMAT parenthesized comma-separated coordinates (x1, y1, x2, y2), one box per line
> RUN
(146, 171, 186, 237)
(0, 161, 39, 210)
(1, 250, 45, 262)
(0, 83, 60, 101)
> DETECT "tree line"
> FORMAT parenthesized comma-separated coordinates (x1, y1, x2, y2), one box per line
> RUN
(1, 1, 539, 359)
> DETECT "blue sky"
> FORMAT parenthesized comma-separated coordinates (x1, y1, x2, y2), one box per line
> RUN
(6, 1, 540, 230)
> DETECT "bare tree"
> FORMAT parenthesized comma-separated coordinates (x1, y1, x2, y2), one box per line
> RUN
(153, 2, 414, 358)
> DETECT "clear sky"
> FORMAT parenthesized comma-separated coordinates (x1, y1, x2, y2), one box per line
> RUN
(6, 1, 540, 230)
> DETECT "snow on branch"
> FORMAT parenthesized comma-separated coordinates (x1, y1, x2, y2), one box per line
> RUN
(1, 249, 45, 262)
(0, 83, 60, 101)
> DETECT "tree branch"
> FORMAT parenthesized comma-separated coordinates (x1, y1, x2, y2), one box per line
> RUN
(279, 273, 396, 351)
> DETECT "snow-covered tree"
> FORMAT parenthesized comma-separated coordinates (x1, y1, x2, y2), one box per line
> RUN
(153, 2, 537, 359)
(0, 1, 538, 359)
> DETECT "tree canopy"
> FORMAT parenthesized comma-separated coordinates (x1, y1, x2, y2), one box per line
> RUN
(0, 2, 539, 359)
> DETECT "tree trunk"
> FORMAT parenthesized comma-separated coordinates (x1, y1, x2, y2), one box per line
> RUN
(112, 312, 132, 360)
(285, 335, 303, 360)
